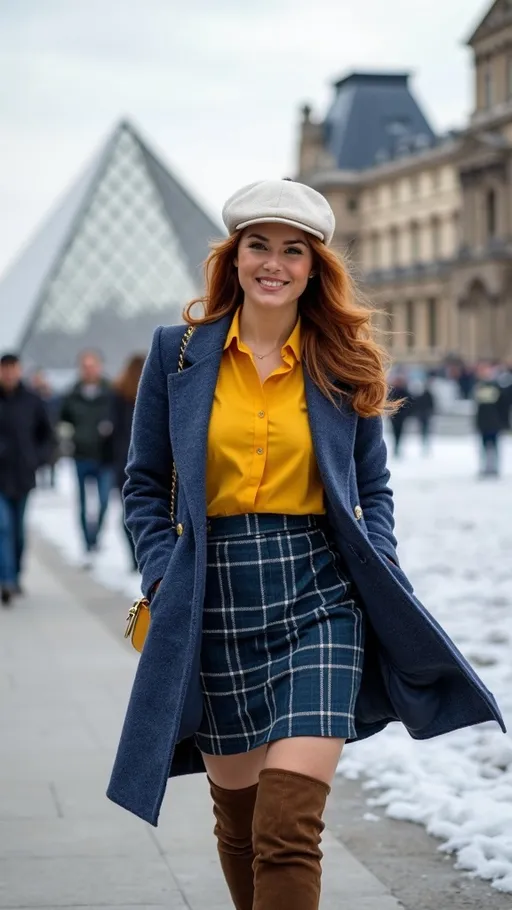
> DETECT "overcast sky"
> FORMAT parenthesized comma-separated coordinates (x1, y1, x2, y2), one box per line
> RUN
(0, 0, 488, 275)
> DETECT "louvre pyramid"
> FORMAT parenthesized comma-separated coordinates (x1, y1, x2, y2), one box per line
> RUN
(0, 120, 222, 372)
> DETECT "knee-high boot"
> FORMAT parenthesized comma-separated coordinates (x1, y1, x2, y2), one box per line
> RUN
(208, 776, 258, 910)
(252, 768, 330, 910)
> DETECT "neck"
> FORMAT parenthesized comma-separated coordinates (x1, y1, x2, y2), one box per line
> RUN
(239, 300, 298, 351)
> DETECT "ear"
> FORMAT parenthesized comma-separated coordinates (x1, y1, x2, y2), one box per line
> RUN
(233, 258, 238, 268)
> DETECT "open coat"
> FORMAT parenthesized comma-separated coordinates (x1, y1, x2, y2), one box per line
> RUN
(107, 315, 505, 826)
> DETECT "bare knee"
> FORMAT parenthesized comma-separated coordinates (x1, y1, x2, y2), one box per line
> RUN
(264, 737, 345, 786)
(201, 744, 268, 790)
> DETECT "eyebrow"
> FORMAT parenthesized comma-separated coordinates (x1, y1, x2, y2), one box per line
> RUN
(247, 232, 308, 246)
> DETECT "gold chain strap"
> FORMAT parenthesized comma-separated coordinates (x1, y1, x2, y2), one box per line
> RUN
(170, 325, 195, 528)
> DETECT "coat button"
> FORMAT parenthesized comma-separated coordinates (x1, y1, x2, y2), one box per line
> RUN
(176, 523, 184, 536)
(354, 505, 363, 520)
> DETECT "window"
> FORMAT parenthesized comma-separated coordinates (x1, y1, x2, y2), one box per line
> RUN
(390, 227, 399, 267)
(487, 189, 497, 238)
(411, 222, 420, 263)
(347, 197, 358, 212)
(371, 232, 381, 269)
(406, 299, 415, 349)
(427, 298, 438, 348)
(508, 56, 512, 99)
(386, 303, 394, 348)
(484, 62, 493, 109)
(431, 217, 441, 260)
(411, 174, 420, 196)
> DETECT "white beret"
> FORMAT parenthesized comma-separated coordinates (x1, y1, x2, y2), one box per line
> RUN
(222, 179, 335, 245)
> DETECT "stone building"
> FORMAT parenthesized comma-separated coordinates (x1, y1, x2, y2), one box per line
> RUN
(297, 0, 512, 365)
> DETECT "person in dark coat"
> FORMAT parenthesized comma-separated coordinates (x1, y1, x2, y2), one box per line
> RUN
(414, 378, 435, 453)
(107, 181, 504, 910)
(388, 373, 414, 456)
(60, 350, 114, 563)
(111, 354, 146, 571)
(0, 353, 54, 604)
(473, 362, 505, 477)
(29, 370, 62, 488)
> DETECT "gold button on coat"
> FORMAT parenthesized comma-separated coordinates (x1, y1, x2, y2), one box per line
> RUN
(176, 523, 184, 536)
(354, 505, 363, 520)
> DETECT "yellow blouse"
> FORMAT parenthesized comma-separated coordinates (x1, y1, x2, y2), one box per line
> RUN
(206, 307, 325, 517)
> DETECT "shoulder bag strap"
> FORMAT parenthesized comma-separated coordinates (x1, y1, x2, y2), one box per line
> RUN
(170, 325, 195, 528)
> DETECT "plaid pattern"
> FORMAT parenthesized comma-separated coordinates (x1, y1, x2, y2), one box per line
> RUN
(195, 513, 365, 755)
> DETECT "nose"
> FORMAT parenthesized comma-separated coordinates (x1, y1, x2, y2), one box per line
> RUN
(262, 256, 282, 273)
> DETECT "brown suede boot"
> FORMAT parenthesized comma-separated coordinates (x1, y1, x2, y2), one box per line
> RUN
(252, 768, 331, 910)
(208, 776, 258, 910)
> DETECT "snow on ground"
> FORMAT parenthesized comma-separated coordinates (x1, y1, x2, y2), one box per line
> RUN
(29, 433, 512, 893)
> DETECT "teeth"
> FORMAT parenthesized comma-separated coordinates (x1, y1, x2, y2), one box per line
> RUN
(259, 279, 284, 287)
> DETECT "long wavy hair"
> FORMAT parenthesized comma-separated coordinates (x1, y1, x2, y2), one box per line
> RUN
(183, 233, 398, 417)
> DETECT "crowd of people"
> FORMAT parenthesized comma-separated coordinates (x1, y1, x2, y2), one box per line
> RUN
(0, 346, 510, 606)
(388, 359, 512, 474)
(0, 348, 145, 604)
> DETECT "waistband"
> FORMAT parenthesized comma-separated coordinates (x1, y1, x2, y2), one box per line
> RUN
(206, 513, 328, 541)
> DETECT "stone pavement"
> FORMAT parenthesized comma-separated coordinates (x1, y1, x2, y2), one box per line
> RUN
(4, 534, 509, 910)
(0, 537, 405, 910)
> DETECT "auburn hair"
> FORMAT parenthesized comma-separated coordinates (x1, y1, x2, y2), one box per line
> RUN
(113, 353, 146, 403)
(183, 233, 398, 417)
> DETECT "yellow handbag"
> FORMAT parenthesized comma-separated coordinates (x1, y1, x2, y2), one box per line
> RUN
(124, 325, 195, 653)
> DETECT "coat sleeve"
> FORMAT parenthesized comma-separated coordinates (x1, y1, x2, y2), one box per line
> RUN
(354, 414, 399, 564)
(123, 327, 175, 598)
(34, 395, 56, 465)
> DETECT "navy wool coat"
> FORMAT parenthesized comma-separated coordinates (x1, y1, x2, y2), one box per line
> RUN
(107, 315, 505, 826)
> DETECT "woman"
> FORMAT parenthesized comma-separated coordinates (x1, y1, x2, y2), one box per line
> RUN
(108, 180, 504, 910)
(110, 354, 146, 570)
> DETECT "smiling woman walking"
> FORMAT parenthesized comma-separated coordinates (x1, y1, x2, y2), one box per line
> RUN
(108, 179, 504, 910)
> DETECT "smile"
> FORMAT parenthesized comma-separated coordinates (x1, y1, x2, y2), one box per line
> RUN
(256, 278, 289, 288)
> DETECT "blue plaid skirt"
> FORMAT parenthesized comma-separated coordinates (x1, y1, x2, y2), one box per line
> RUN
(195, 514, 365, 755)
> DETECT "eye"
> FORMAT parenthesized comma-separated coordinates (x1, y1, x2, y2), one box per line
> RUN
(286, 246, 303, 255)
(248, 241, 266, 250)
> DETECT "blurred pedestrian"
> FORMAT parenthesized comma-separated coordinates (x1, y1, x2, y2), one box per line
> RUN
(473, 363, 504, 477)
(29, 369, 61, 488)
(60, 351, 114, 564)
(0, 353, 54, 605)
(111, 353, 146, 571)
(388, 373, 413, 456)
(414, 378, 435, 454)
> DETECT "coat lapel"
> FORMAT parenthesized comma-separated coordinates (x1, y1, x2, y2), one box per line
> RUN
(167, 315, 231, 528)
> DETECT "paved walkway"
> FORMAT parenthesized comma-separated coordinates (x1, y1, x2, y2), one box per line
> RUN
(3, 533, 510, 910)
(0, 537, 406, 909)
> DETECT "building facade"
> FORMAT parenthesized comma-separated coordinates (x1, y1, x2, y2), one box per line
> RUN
(297, 0, 512, 365)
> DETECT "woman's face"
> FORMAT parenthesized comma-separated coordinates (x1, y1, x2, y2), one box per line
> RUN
(234, 222, 314, 311)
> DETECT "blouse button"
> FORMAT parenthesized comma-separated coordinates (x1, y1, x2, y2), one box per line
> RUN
(257, 410, 265, 418)
(256, 447, 264, 455)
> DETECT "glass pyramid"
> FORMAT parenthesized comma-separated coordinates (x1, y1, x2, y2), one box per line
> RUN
(0, 120, 222, 373)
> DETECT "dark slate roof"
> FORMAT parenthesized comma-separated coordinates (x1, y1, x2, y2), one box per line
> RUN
(323, 72, 436, 171)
